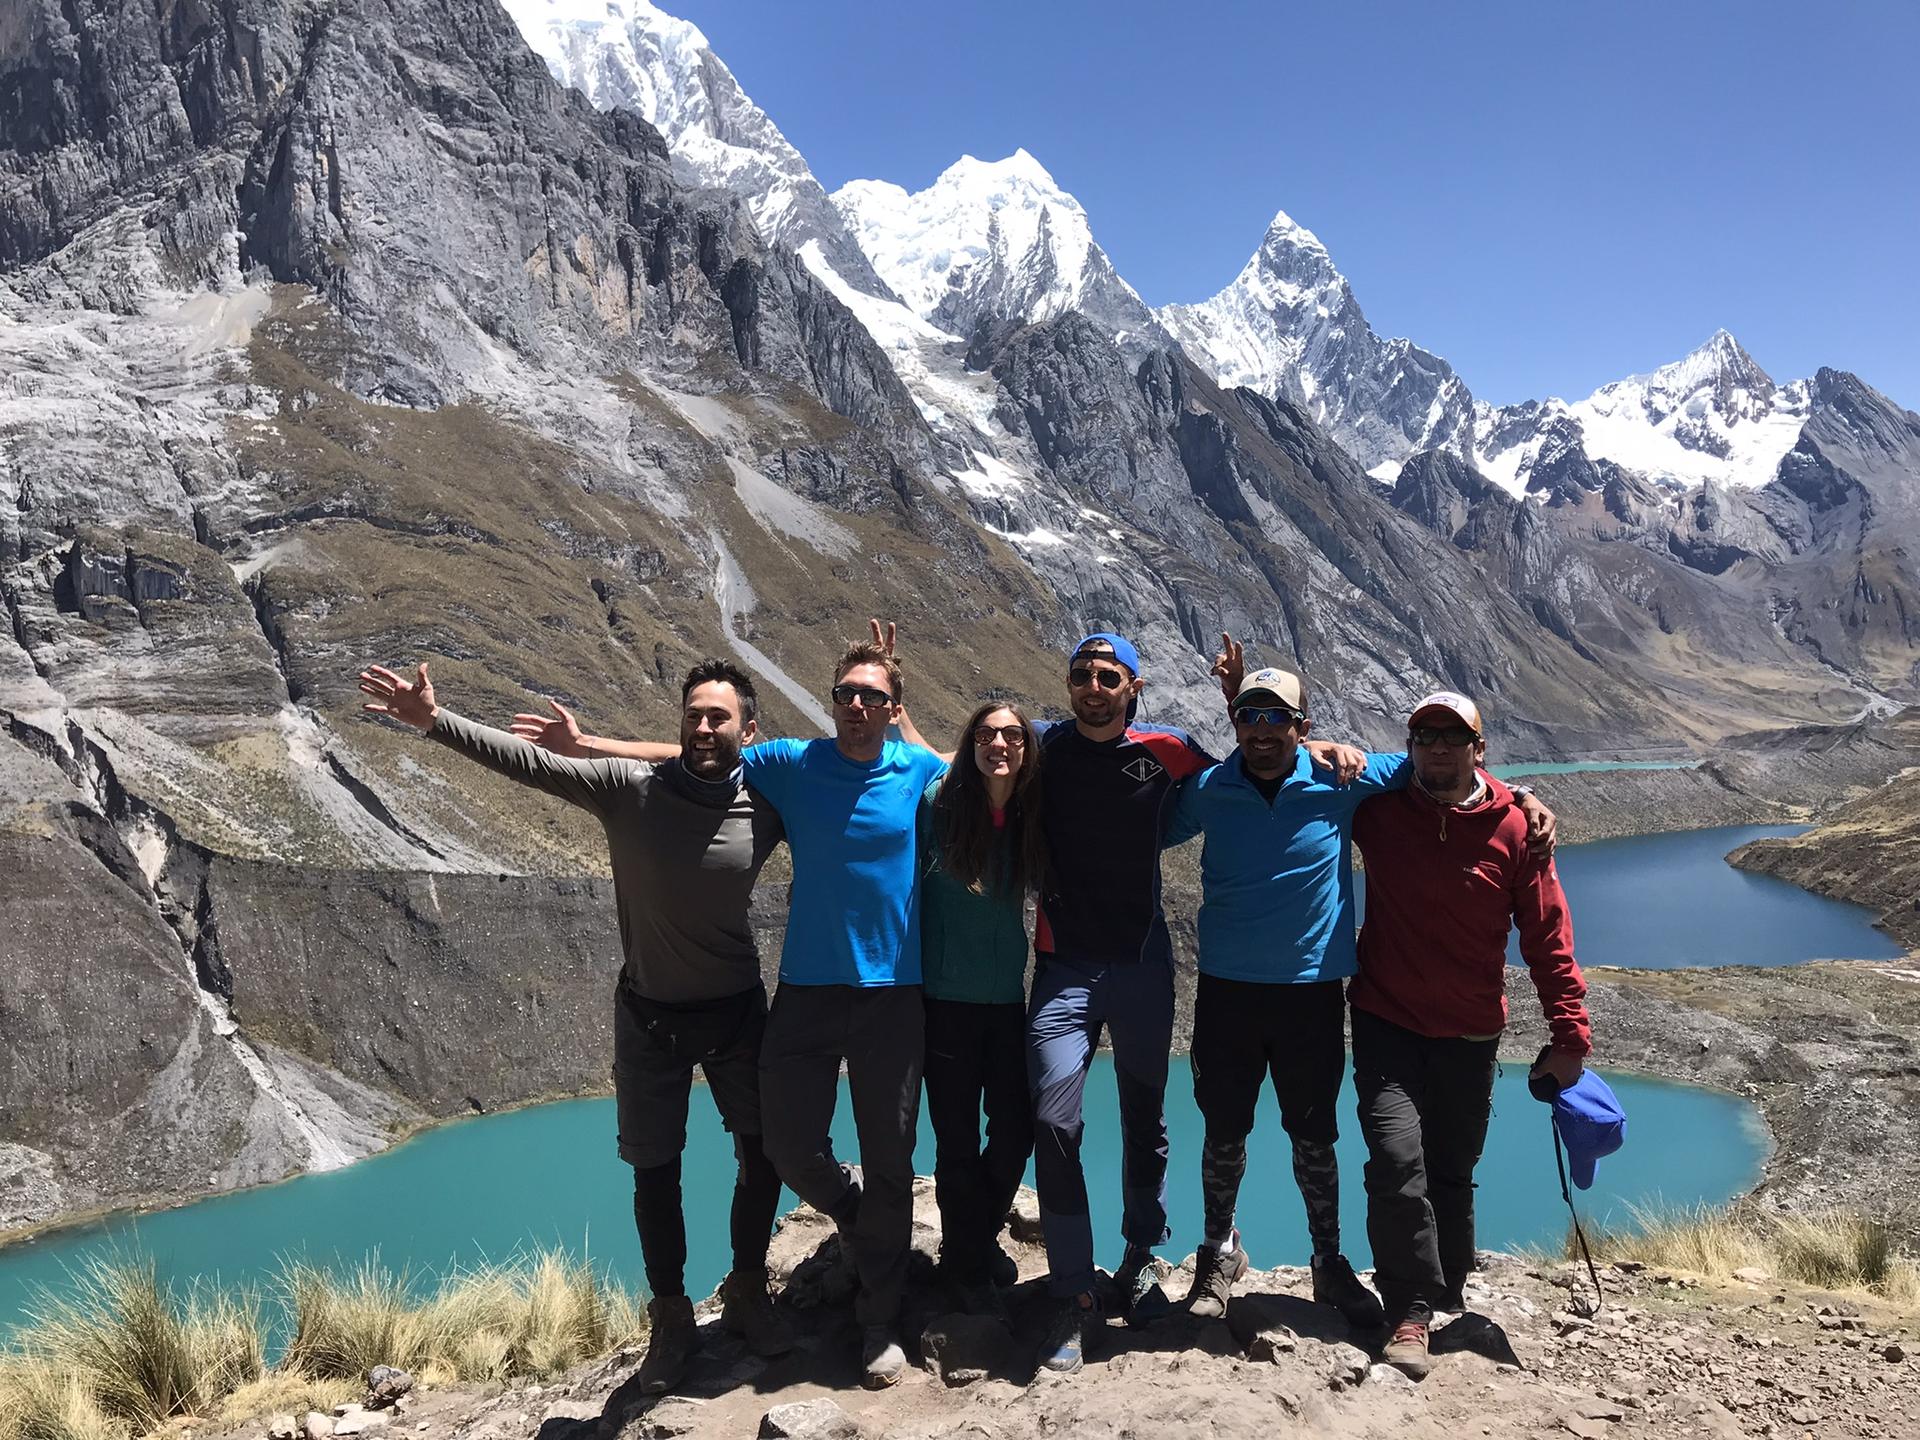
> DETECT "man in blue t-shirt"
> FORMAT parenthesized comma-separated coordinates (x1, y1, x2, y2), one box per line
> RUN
(531, 637, 944, 1389)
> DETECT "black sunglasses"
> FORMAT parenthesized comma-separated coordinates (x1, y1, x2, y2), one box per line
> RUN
(972, 724, 1027, 748)
(1068, 665, 1127, 691)
(1233, 705, 1303, 727)
(831, 683, 894, 708)
(1409, 724, 1480, 747)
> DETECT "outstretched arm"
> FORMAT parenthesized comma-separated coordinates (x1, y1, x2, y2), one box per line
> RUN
(358, 662, 630, 812)
(509, 698, 681, 763)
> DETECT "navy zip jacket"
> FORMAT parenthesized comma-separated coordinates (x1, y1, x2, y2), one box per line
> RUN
(1034, 719, 1216, 964)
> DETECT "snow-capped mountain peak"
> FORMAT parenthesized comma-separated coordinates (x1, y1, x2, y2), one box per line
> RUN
(501, 0, 893, 297)
(1472, 331, 1812, 497)
(1161, 208, 1474, 470)
(832, 151, 1157, 343)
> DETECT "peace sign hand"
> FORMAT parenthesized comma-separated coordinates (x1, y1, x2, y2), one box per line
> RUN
(1210, 631, 1245, 700)
(358, 662, 438, 731)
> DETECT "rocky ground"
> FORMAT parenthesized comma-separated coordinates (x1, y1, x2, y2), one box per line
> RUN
(211, 1181, 1920, 1440)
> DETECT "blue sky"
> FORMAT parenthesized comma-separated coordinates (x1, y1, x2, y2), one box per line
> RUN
(664, 0, 1918, 409)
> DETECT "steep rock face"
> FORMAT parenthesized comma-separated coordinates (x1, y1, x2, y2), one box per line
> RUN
(0, 0, 1079, 1233)
(500, 0, 896, 303)
(983, 313, 1658, 753)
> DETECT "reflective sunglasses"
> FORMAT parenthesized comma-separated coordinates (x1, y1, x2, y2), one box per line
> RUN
(830, 683, 894, 708)
(1409, 724, 1480, 747)
(1233, 705, 1303, 727)
(972, 724, 1027, 748)
(1068, 665, 1128, 691)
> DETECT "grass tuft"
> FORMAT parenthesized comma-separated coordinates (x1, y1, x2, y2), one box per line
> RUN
(1572, 1203, 1920, 1305)
(1, 1249, 644, 1440)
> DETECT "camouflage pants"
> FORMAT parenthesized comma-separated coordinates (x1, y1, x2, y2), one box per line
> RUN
(1191, 974, 1347, 1256)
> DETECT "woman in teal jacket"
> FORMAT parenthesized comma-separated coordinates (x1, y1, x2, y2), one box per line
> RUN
(919, 700, 1046, 1310)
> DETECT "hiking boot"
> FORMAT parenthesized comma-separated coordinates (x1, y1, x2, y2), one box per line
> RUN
(1434, 1285, 1467, 1315)
(1115, 1243, 1172, 1328)
(719, 1270, 794, 1357)
(1311, 1253, 1386, 1331)
(1383, 1318, 1432, 1380)
(636, 1294, 697, 1394)
(860, 1325, 907, 1389)
(956, 1273, 1009, 1320)
(988, 1244, 1019, 1289)
(1184, 1233, 1249, 1320)
(1037, 1295, 1094, 1374)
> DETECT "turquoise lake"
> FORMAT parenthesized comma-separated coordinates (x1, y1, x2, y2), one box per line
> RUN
(1, 820, 1894, 1331)
(0, 1059, 1762, 1336)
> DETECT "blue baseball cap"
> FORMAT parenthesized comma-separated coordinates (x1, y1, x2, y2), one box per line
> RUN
(1071, 631, 1140, 675)
(1552, 1071, 1627, 1190)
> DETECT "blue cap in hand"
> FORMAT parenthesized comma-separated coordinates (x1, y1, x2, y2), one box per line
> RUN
(1552, 1071, 1627, 1190)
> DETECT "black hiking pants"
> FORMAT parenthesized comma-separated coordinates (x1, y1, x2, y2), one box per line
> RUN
(923, 997, 1034, 1281)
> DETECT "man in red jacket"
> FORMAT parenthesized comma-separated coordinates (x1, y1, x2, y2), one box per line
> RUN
(1349, 691, 1593, 1380)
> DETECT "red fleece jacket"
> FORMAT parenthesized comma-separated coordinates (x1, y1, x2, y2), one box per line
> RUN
(1349, 775, 1591, 1055)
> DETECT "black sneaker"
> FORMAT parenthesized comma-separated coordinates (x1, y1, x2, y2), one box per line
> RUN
(1184, 1234, 1249, 1319)
(1311, 1253, 1386, 1331)
(636, 1294, 697, 1394)
(1114, 1243, 1172, 1328)
(1037, 1294, 1094, 1374)
(956, 1273, 1009, 1320)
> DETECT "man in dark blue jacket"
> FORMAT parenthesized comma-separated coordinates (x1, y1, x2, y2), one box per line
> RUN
(1028, 632, 1218, 1371)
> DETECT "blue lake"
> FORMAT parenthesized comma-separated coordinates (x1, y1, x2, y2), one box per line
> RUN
(1, 820, 1891, 1333)
(0, 1058, 1763, 1337)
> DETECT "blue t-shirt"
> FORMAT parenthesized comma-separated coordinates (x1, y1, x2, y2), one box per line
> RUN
(744, 737, 948, 987)
(1166, 747, 1410, 984)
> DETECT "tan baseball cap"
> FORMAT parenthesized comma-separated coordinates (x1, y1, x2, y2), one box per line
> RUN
(1408, 690, 1483, 733)
(1235, 667, 1308, 714)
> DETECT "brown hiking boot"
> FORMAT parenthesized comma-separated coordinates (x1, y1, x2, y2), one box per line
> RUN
(637, 1294, 697, 1394)
(1383, 1318, 1432, 1380)
(1184, 1234, 1249, 1319)
(719, 1270, 794, 1357)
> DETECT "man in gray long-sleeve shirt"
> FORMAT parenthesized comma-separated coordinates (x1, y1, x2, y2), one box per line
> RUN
(357, 657, 790, 1394)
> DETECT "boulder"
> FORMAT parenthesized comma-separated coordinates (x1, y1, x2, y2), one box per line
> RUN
(920, 1311, 1013, 1386)
(757, 1399, 870, 1439)
(366, 1366, 414, 1407)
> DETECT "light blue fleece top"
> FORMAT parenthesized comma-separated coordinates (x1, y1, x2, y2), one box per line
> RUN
(1166, 747, 1410, 984)
(744, 737, 948, 986)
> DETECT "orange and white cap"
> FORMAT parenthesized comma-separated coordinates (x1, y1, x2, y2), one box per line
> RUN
(1408, 690, 1483, 734)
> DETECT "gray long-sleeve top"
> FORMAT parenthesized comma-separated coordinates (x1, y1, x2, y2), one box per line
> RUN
(428, 710, 784, 1002)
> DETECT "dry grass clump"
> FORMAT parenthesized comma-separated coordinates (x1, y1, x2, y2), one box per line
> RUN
(1576, 1203, 1920, 1304)
(0, 1250, 643, 1440)
(281, 1253, 642, 1385)
(5, 1255, 262, 1436)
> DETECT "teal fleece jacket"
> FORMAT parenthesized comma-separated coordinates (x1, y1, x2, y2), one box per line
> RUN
(916, 773, 1032, 1004)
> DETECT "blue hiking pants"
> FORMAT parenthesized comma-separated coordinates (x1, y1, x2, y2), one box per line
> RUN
(1027, 949, 1175, 1298)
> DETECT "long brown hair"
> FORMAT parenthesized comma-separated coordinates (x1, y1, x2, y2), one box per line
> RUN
(931, 700, 1047, 897)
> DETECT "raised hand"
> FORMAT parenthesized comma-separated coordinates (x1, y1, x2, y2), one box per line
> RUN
(868, 617, 898, 656)
(1210, 631, 1245, 699)
(358, 662, 438, 731)
(509, 698, 589, 757)
(1303, 738, 1365, 785)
